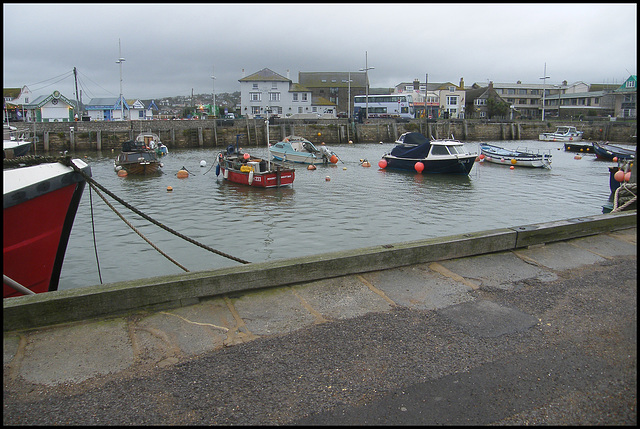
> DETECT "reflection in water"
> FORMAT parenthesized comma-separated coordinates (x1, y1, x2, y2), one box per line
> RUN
(59, 140, 617, 290)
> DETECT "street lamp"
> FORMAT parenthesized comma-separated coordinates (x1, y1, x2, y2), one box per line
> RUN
(347, 71, 353, 120)
(539, 63, 550, 121)
(116, 38, 125, 121)
(359, 51, 374, 120)
(211, 65, 216, 118)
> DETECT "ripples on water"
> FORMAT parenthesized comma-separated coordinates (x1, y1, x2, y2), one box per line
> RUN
(59, 140, 624, 290)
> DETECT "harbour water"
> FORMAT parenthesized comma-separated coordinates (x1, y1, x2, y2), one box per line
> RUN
(58, 139, 630, 290)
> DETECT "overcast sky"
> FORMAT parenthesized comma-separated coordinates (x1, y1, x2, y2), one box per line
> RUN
(3, 3, 637, 102)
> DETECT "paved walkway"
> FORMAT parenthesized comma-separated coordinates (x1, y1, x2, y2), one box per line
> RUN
(3, 227, 636, 425)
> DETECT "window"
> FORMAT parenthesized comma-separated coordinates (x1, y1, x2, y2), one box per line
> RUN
(312, 107, 317, 112)
(519, 89, 527, 95)
(269, 92, 280, 102)
(252, 83, 258, 89)
(302, 93, 308, 102)
(430, 146, 449, 156)
(449, 86, 455, 92)
(250, 92, 261, 102)
(518, 99, 527, 104)
(298, 107, 303, 113)
(626, 80, 636, 88)
(293, 93, 298, 102)
(405, 85, 414, 91)
(251, 106, 260, 115)
(508, 89, 515, 94)
(139, 111, 144, 118)
(271, 82, 278, 89)
(446, 96, 458, 105)
(531, 89, 539, 95)
(475, 99, 487, 106)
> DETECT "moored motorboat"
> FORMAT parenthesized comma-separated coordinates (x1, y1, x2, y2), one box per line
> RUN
(480, 144, 552, 168)
(592, 141, 635, 160)
(539, 125, 584, 142)
(269, 135, 340, 165)
(379, 132, 476, 174)
(216, 137, 294, 188)
(114, 132, 163, 175)
(3, 156, 92, 297)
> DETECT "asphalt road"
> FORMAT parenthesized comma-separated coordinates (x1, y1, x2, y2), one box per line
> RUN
(3, 231, 637, 425)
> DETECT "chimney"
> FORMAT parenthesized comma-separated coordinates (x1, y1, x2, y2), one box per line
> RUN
(488, 81, 493, 89)
(459, 77, 464, 90)
(287, 69, 290, 80)
(413, 78, 420, 89)
(241, 68, 245, 78)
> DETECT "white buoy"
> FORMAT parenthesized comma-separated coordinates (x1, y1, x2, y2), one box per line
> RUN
(200, 160, 207, 167)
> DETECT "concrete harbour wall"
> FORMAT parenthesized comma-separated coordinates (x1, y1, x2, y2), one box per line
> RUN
(3, 211, 636, 332)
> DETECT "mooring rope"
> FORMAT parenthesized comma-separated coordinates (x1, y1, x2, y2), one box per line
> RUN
(6, 155, 250, 265)
(66, 159, 251, 265)
(89, 182, 191, 272)
(612, 182, 637, 213)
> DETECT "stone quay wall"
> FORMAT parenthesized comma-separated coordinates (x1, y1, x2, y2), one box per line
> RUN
(21, 118, 637, 153)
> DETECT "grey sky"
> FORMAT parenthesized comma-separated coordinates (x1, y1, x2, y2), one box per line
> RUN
(3, 3, 637, 101)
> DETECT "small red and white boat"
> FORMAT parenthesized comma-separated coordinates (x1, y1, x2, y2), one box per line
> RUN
(3, 157, 91, 298)
(215, 141, 294, 188)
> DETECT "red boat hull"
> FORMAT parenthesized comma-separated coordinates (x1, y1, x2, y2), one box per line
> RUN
(221, 167, 295, 187)
(3, 161, 89, 298)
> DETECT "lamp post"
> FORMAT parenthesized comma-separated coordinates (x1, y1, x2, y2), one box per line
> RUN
(347, 71, 351, 119)
(539, 63, 550, 121)
(115, 39, 125, 121)
(211, 65, 216, 118)
(359, 51, 374, 120)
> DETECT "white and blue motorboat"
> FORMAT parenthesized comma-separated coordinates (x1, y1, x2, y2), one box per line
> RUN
(269, 135, 340, 165)
(379, 132, 477, 175)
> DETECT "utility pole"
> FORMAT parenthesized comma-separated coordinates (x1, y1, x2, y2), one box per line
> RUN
(73, 67, 81, 118)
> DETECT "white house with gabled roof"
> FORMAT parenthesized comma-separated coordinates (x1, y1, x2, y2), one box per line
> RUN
(239, 68, 336, 118)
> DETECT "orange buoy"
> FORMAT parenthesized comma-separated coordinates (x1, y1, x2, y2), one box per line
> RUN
(330, 155, 338, 164)
(614, 170, 625, 182)
(167, 186, 173, 192)
(378, 159, 387, 169)
(479, 154, 485, 160)
(510, 166, 515, 170)
(177, 169, 189, 178)
(243, 153, 250, 160)
(325, 176, 331, 181)
(362, 161, 371, 167)
(613, 157, 618, 162)
(117, 169, 128, 177)
(511, 158, 517, 165)
(624, 171, 631, 182)
(307, 164, 317, 170)
(414, 162, 424, 173)
(574, 155, 582, 160)
(317, 132, 322, 137)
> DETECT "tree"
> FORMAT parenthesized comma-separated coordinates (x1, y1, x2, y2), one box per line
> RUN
(486, 98, 510, 119)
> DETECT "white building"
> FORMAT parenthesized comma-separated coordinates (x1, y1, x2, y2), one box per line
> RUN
(23, 90, 76, 122)
(239, 68, 336, 118)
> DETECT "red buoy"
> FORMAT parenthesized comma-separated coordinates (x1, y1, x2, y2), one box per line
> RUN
(378, 159, 387, 169)
(330, 155, 338, 164)
(614, 170, 625, 182)
(414, 162, 424, 173)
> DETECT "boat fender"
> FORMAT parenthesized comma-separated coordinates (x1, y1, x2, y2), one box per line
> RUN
(248, 170, 254, 184)
(215, 164, 220, 176)
(223, 168, 228, 179)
